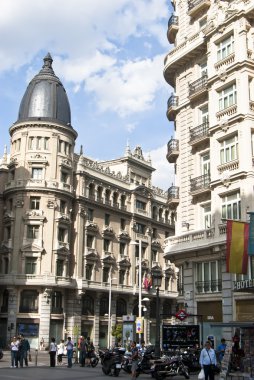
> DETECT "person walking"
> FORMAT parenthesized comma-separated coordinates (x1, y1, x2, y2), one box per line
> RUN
(19, 334, 30, 367)
(65, 336, 74, 368)
(57, 339, 65, 365)
(85, 337, 94, 367)
(49, 337, 57, 367)
(10, 336, 19, 368)
(79, 336, 86, 367)
(131, 341, 139, 380)
(217, 338, 227, 363)
(199, 340, 217, 380)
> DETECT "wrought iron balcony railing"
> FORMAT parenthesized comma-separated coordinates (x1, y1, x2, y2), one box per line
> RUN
(167, 95, 179, 108)
(189, 121, 209, 143)
(195, 280, 222, 293)
(168, 15, 179, 29)
(189, 74, 208, 97)
(190, 173, 210, 193)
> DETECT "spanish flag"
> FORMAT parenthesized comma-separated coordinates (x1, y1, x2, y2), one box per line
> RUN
(226, 220, 249, 274)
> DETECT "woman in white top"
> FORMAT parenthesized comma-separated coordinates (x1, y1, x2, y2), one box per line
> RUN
(10, 336, 19, 368)
(49, 337, 57, 367)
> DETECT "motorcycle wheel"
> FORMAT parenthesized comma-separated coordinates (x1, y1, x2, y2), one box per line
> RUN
(113, 368, 121, 377)
(91, 358, 99, 368)
(102, 366, 111, 375)
(154, 371, 166, 380)
(181, 368, 190, 379)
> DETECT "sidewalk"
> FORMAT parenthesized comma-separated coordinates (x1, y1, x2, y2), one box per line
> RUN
(0, 349, 59, 368)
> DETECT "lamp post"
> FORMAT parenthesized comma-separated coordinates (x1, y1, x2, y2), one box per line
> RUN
(130, 239, 142, 346)
(152, 268, 162, 358)
(108, 268, 117, 349)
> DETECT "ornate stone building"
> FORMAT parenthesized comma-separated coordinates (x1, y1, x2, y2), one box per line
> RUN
(0, 54, 177, 348)
(164, 0, 254, 345)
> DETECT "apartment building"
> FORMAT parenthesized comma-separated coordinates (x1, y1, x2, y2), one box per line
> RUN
(0, 53, 177, 348)
(164, 0, 254, 345)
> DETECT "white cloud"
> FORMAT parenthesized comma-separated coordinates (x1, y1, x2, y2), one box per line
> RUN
(146, 145, 175, 190)
(84, 54, 165, 117)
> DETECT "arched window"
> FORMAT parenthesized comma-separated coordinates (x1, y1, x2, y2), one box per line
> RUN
(116, 298, 127, 317)
(82, 295, 94, 315)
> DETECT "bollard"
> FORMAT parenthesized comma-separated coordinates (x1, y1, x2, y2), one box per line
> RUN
(35, 349, 38, 366)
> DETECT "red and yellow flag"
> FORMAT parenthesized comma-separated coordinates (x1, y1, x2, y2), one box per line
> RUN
(226, 220, 249, 274)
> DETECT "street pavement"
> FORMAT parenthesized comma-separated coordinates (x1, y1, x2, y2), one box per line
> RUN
(0, 350, 199, 380)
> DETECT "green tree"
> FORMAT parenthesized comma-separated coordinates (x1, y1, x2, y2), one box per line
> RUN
(111, 324, 122, 344)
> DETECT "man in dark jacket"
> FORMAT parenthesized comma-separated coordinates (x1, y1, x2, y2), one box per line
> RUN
(19, 334, 30, 367)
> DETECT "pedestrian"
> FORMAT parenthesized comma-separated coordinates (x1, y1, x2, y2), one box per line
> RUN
(85, 337, 94, 367)
(199, 340, 217, 380)
(217, 338, 227, 363)
(40, 337, 45, 351)
(130, 341, 139, 380)
(57, 339, 65, 365)
(79, 336, 86, 367)
(49, 337, 57, 367)
(10, 336, 19, 368)
(19, 334, 30, 367)
(65, 336, 74, 368)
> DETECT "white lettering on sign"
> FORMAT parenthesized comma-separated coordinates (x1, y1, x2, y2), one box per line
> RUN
(234, 279, 254, 291)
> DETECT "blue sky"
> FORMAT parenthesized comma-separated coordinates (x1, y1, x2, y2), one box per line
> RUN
(0, 0, 174, 189)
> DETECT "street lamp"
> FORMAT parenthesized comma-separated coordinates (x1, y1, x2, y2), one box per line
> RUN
(152, 267, 162, 358)
(130, 239, 142, 346)
(108, 268, 117, 349)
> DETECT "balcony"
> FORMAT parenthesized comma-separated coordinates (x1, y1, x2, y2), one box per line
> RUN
(167, 186, 180, 207)
(189, 121, 210, 146)
(188, 0, 211, 18)
(164, 224, 226, 256)
(190, 173, 211, 195)
(166, 139, 179, 163)
(166, 95, 179, 121)
(195, 280, 222, 293)
(164, 30, 206, 86)
(167, 15, 179, 44)
(189, 75, 208, 101)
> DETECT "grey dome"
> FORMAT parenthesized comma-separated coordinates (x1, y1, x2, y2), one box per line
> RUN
(17, 53, 71, 126)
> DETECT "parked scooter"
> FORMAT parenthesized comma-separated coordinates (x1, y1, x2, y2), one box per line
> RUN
(122, 345, 155, 377)
(151, 354, 190, 380)
(99, 347, 125, 376)
(90, 350, 99, 367)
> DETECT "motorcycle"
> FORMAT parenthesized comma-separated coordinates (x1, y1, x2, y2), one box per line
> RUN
(99, 347, 126, 376)
(90, 350, 99, 367)
(151, 354, 190, 380)
(0, 349, 3, 360)
(122, 345, 156, 377)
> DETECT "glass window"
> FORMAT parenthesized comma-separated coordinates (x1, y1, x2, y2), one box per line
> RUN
(87, 208, 93, 221)
(82, 295, 94, 315)
(116, 298, 127, 316)
(103, 239, 110, 252)
(120, 242, 126, 256)
(56, 260, 64, 276)
(60, 200, 66, 213)
(119, 270, 125, 285)
(217, 35, 234, 61)
(86, 264, 93, 280)
(136, 200, 146, 210)
(44, 137, 49, 150)
(220, 135, 238, 164)
(196, 261, 222, 293)
(135, 223, 145, 234)
(19, 290, 38, 313)
(221, 192, 241, 220)
(152, 250, 157, 262)
(203, 204, 211, 229)
(25, 258, 37, 274)
(30, 197, 40, 210)
(219, 84, 237, 111)
(27, 225, 39, 239)
(58, 227, 66, 242)
(32, 168, 43, 180)
(105, 213, 110, 226)
(120, 218, 126, 230)
(51, 291, 62, 313)
(99, 297, 108, 316)
(103, 267, 110, 283)
(87, 235, 94, 248)
(61, 171, 68, 184)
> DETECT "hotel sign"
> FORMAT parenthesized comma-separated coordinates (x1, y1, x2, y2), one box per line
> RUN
(234, 279, 254, 291)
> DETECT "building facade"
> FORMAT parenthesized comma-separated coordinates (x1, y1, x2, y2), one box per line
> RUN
(164, 0, 254, 345)
(0, 54, 178, 349)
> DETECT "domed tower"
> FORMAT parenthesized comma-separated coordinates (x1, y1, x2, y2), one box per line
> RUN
(3, 53, 77, 346)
